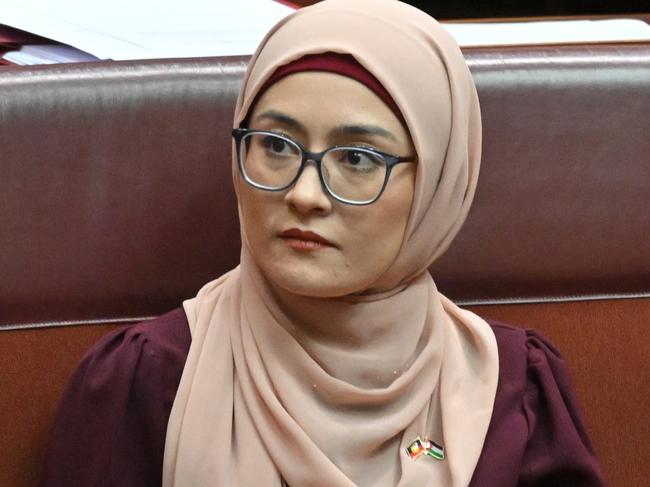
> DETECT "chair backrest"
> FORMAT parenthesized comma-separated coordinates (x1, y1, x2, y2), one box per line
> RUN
(1, 44, 649, 487)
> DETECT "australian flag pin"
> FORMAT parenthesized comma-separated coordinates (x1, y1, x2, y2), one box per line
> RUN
(405, 436, 445, 461)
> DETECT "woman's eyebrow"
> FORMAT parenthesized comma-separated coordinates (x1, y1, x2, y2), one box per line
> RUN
(331, 124, 397, 142)
(253, 110, 304, 132)
(252, 111, 397, 142)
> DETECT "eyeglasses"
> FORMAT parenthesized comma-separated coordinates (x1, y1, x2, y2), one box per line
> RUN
(232, 128, 416, 206)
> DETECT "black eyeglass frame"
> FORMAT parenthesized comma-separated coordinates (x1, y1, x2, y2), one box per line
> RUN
(232, 128, 416, 206)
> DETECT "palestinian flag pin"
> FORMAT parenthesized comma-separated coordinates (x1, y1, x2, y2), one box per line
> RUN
(405, 436, 445, 461)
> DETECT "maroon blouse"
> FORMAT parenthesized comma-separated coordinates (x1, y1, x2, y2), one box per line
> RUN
(40, 308, 606, 486)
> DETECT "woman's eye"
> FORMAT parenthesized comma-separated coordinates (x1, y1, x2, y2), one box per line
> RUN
(261, 136, 289, 154)
(346, 151, 363, 165)
(337, 149, 383, 172)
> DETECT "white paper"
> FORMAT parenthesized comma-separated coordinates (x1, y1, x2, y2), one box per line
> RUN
(1, 2, 649, 62)
(443, 19, 650, 47)
(2, 44, 99, 65)
(0, 0, 295, 60)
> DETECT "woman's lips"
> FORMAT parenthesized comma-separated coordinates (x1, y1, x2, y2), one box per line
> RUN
(279, 228, 336, 250)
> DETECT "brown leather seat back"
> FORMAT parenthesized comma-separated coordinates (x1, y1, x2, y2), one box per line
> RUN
(0, 58, 246, 326)
(435, 44, 650, 303)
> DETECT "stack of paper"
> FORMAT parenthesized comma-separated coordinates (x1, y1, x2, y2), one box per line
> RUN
(0, 23, 50, 64)
(3, 45, 99, 65)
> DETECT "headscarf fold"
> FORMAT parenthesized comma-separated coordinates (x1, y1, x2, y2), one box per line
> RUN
(163, 1, 498, 486)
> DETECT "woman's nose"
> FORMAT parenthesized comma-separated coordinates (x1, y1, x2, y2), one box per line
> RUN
(284, 163, 332, 214)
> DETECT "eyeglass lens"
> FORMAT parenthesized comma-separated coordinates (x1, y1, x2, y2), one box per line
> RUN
(240, 132, 388, 203)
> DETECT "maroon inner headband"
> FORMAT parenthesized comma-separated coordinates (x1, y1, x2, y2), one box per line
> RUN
(258, 52, 405, 125)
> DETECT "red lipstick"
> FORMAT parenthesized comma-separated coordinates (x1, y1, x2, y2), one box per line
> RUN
(279, 228, 335, 250)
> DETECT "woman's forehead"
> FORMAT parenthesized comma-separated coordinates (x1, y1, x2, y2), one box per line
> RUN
(251, 71, 400, 128)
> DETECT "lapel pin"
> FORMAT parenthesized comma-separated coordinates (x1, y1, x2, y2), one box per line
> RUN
(405, 436, 445, 461)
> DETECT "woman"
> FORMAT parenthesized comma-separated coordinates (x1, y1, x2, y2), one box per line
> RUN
(41, 0, 605, 485)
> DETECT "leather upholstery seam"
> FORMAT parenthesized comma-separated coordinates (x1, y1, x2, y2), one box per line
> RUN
(3, 292, 650, 330)
(0, 316, 156, 331)
(458, 291, 650, 306)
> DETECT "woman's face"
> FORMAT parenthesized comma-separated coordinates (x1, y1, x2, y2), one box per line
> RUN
(238, 71, 416, 297)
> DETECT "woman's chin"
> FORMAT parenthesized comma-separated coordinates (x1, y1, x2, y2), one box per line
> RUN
(262, 264, 366, 299)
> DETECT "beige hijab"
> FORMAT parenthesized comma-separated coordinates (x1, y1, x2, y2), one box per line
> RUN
(163, 1, 498, 486)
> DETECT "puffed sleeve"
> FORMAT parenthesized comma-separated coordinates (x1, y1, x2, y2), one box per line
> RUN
(518, 330, 606, 486)
(40, 308, 190, 487)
